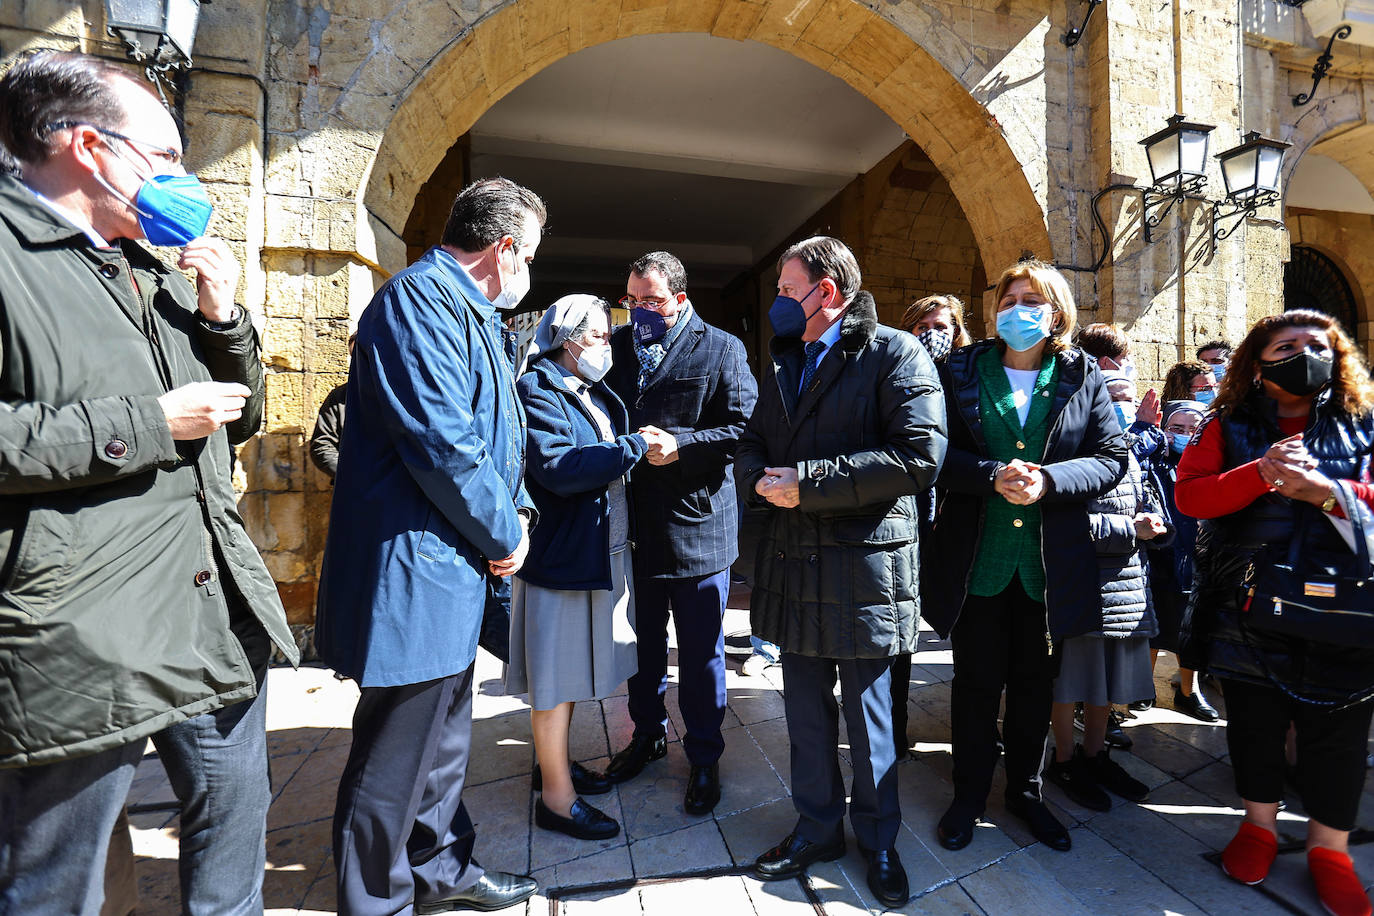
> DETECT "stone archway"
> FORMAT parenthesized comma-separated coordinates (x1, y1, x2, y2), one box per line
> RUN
(348, 0, 1053, 279)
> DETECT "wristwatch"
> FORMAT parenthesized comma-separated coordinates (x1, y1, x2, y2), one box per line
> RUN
(1320, 488, 1339, 513)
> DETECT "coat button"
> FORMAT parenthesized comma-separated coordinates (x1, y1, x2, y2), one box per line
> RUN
(1013, 518, 1024, 528)
(104, 439, 128, 459)
(808, 554, 818, 564)
(1016, 441, 1025, 450)
(99, 263, 119, 279)
(194, 569, 212, 586)
(809, 464, 825, 480)
(775, 551, 785, 560)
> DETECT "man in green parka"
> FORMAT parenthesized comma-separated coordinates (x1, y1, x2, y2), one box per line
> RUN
(0, 52, 298, 915)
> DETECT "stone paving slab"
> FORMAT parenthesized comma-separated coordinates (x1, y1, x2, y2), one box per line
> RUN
(121, 610, 1374, 915)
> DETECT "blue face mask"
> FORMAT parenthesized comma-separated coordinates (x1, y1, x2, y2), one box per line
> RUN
(1193, 388, 1216, 407)
(768, 283, 823, 339)
(1211, 362, 1227, 383)
(631, 308, 668, 345)
(1112, 402, 1134, 432)
(997, 304, 1052, 352)
(95, 155, 213, 247)
(1170, 432, 1193, 453)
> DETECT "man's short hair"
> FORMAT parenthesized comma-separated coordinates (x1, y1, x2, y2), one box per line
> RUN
(0, 51, 144, 172)
(1196, 339, 1232, 359)
(441, 177, 547, 253)
(778, 236, 861, 302)
(1077, 323, 1131, 361)
(629, 251, 687, 295)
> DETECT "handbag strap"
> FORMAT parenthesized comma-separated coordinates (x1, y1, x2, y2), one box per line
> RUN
(1235, 615, 1374, 710)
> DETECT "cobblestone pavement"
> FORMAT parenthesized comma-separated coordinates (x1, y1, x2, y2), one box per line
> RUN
(126, 591, 1374, 915)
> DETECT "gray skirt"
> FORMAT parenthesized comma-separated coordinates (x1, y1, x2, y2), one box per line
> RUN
(505, 547, 638, 710)
(1053, 633, 1154, 707)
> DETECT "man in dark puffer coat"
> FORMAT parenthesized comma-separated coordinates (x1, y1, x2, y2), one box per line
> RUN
(736, 236, 946, 907)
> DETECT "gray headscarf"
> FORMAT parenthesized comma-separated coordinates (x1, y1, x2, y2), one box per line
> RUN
(518, 293, 608, 376)
(1162, 399, 1207, 427)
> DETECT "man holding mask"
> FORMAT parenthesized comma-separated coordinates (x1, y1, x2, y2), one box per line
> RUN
(603, 251, 756, 815)
(0, 51, 299, 914)
(317, 177, 545, 915)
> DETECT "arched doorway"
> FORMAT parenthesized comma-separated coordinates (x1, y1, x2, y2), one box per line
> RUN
(1284, 245, 1359, 338)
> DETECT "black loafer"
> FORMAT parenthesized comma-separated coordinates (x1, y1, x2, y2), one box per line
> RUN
(605, 734, 667, 784)
(862, 847, 909, 907)
(534, 797, 620, 841)
(414, 870, 538, 913)
(752, 830, 846, 880)
(936, 802, 979, 851)
(684, 763, 720, 815)
(1004, 794, 1071, 851)
(531, 761, 612, 796)
(1173, 687, 1221, 723)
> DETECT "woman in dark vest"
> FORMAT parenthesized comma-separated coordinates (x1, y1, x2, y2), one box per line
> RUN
(925, 261, 1127, 854)
(1177, 310, 1374, 916)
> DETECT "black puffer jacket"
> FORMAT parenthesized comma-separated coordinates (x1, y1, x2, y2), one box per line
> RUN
(924, 341, 1127, 641)
(1180, 391, 1374, 702)
(1088, 451, 1170, 638)
(735, 293, 947, 658)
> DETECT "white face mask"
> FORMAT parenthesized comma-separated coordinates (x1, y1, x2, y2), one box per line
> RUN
(493, 242, 530, 311)
(570, 341, 613, 383)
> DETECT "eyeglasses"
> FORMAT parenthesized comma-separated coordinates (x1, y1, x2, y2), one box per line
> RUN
(619, 296, 670, 311)
(49, 121, 183, 168)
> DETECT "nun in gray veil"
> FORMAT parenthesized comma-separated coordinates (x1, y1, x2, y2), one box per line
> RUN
(508, 294, 648, 841)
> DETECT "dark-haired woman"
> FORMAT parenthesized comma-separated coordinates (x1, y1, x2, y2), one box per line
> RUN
(1177, 310, 1374, 916)
(925, 261, 1127, 854)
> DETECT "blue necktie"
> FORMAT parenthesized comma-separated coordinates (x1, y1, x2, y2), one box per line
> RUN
(800, 341, 825, 395)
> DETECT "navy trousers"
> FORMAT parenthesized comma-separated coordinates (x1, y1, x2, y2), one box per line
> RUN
(781, 653, 901, 851)
(627, 569, 729, 765)
(333, 666, 483, 916)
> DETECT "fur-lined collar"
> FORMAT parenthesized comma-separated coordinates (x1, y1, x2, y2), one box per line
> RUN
(772, 290, 879, 356)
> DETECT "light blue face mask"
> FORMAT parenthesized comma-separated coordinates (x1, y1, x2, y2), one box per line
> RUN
(1193, 388, 1216, 407)
(1211, 362, 1227, 383)
(92, 138, 212, 246)
(1170, 432, 1193, 453)
(1112, 402, 1134, 432)
(996, 304, 1052, 352)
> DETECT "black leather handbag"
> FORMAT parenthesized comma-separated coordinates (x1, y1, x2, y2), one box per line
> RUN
(1240, 497, 1374, 648)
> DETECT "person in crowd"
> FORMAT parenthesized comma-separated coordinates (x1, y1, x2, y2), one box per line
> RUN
(1046, 370, 1168, 810)
(737, 236, 947, 908)
(1076, 323, 1165, 463)
(887, 293, 970, 756)
(1163, 359, 1219, 407)
(1139, 400, 1219, 721)
(507, 295, 649, 841)
(316, 177, 545, 915)
(0, 51, 300, 915)
(309, 333, 354, 481)
(1177, 310, 1374, 916)
(925, 260, 1127, 854)
(1197, 339, 1233, 384)
(603, 251, 757, 816)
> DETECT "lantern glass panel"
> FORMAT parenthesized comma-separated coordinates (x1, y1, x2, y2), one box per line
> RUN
(1180, 129, 1210, 177)
(1146, 135, 1180, 184)
(165, 0, 200, 60)
(1221, 149, 1257, 198)
(106, 0, 161, 30)
(1257, 146, 1285, 193)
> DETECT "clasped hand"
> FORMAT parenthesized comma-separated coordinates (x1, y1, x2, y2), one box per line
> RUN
(1256, 434, 1334, 507)
(993, 459, 1045, 506)
(638, 425, 679, 466)
(755, 466, 800, 509)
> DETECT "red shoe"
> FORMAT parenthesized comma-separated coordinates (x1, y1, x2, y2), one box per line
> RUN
(1309, 846, 1372, 916)
(1221, 821, 1278, 885)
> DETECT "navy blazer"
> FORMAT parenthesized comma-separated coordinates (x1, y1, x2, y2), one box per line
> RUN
(517, 358, 647, 591)
(606, 309, 758, 578)
(315, 247, 530, 687)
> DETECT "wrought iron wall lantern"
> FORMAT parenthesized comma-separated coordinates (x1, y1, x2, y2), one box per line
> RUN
(104, 0, 203, 103)
(1087, 116, 1288, 270)
(1212, 131, 1291, 243)
(1063, 0, 1104, 47)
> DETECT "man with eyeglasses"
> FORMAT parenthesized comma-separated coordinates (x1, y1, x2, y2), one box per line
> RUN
(0, 52, 299, 914)
(603, 251, 757, 815)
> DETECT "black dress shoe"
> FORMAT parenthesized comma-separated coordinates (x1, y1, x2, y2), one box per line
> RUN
(531, 761, 612, 796)
(1173, 687, 1221, 723)
(684, 763, 720, 815)
(862, 848, 909, 907)
(936, 802, 979, 851)
(534, 797, 620, 841)
(1004, 794, 1071, 851)
(752, 830, 846, 880)
(415, 870, 538, 913)
(605, 734, 667, 784)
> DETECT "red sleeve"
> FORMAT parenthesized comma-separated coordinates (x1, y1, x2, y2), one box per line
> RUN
(1329, 482, 1374, 519)
(1174, 420, 1273, 519)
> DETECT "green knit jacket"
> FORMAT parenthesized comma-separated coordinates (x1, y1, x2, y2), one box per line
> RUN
(968, 347, 1060, 601)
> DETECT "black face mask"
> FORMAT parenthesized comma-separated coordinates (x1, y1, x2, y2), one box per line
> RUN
(1259, 350, 1333, 397)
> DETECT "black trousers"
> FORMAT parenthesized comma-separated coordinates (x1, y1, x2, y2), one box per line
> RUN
(950, 580, 1059, 809)
(1222, 678, 1374, 831)
(333, 666, 482, 916)
(891, 653, 912, 753)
